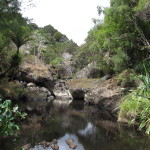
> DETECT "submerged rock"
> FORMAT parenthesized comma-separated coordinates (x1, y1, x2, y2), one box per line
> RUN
(51, 144, 59, 150)
(69, 143, 77, 149)
(52, 139, 58, 144)
(66, 138, 77, 149)
(66, 138, 74, 145)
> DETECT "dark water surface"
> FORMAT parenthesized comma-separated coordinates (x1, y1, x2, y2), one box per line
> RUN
(1, 100, 150, 150)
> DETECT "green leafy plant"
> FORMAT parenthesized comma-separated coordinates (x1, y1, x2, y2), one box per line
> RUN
(119, 65, 150, 134)
(0, 98, 26, 137)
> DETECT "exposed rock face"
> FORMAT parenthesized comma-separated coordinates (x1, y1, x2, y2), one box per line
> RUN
(26, 84, 54, 101)
(58, 62, 76, 79)
(57, 52, 76, 79)
(19, 58, 54, 91)
(53, 80, 73, 100)
(76, 62, 103, 79)
(85, 78, 121, 115)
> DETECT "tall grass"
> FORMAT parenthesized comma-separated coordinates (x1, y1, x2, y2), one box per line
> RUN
(119, 64, 150, 134)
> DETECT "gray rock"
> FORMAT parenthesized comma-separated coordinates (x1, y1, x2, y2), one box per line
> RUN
(19, 60, 54, 91)
(52, 139, 58, 144)
(66, 139, 74, 145)
(101, 74, 111, 81)
(84, 78, 121, 115)
(62, 52, 73, 61)
(27, 82, 36, 87)
(26, 106, 34, 112)
(69, 143, 77, 149)
(47, 96, 55, 101)
(26, 86, 52, 101)
(53, 80, 73, 100)
(57, 62, 76, 79)
(76, 62, 103, 79)
(51, 144, 59, 150)
(70, 88, 88, 100)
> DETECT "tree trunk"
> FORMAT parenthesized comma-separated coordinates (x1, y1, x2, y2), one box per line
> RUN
(17, 47, 20, 55)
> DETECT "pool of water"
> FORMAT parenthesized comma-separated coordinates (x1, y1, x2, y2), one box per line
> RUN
(1, 100, 150, 150)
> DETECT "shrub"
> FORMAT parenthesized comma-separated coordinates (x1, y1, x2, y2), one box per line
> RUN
(0, 98, 26, 137)
(119, 72, 150, 134)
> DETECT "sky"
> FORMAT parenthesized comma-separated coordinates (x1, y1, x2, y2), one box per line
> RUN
(22, 0, 110, 45)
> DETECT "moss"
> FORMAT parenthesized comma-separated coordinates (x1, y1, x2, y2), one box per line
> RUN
(67, 78, 101, 89)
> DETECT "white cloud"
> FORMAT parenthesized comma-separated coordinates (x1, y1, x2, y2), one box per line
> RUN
(22, 0, 110, 45)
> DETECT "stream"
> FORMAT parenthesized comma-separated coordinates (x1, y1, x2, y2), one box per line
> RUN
(1, 100, 150, 150)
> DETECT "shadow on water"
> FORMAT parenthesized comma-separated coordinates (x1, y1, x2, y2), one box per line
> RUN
(1, 100, 150, 150)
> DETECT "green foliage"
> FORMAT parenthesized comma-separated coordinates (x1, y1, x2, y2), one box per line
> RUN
(0, 0, 32, 80)
(51, 57, 64, 67)
(44, 40, 78, 65)
(138, 64, 150, 92)
(119, 88, 150, 134)
(135, 57, 150, 75)
(134, 0, 150, 12)
(75, 0, 150, 74)
(0, 98, 26, 137)
(8, 53, 22, 79)
(40, 24, 68, 44)
(53, 32, 63, 42)
(111, 48, 129, 72)
(116, 69, 136, 88)
(119, 67, 150, 134)
(6, 20, 32, 53)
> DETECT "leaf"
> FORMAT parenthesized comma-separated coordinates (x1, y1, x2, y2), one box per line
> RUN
(146, 125, 150, 135)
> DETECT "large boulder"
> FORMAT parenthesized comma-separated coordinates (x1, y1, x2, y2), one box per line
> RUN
(85, 77, 121, 115)
(53, 80, 73, 100)
(19, 57, 54, 91)
(76, 62, 103, 79)
(26, 84, 54, 101)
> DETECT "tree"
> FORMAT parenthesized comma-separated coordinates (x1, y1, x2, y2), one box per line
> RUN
(7, 20, 32, 55)
(94, 0, 150, 72)
(0, 0, 32, 79)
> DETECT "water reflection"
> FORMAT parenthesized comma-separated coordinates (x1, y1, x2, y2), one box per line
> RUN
(78, 122, 96, 136)
(1, 100, 150, 150)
